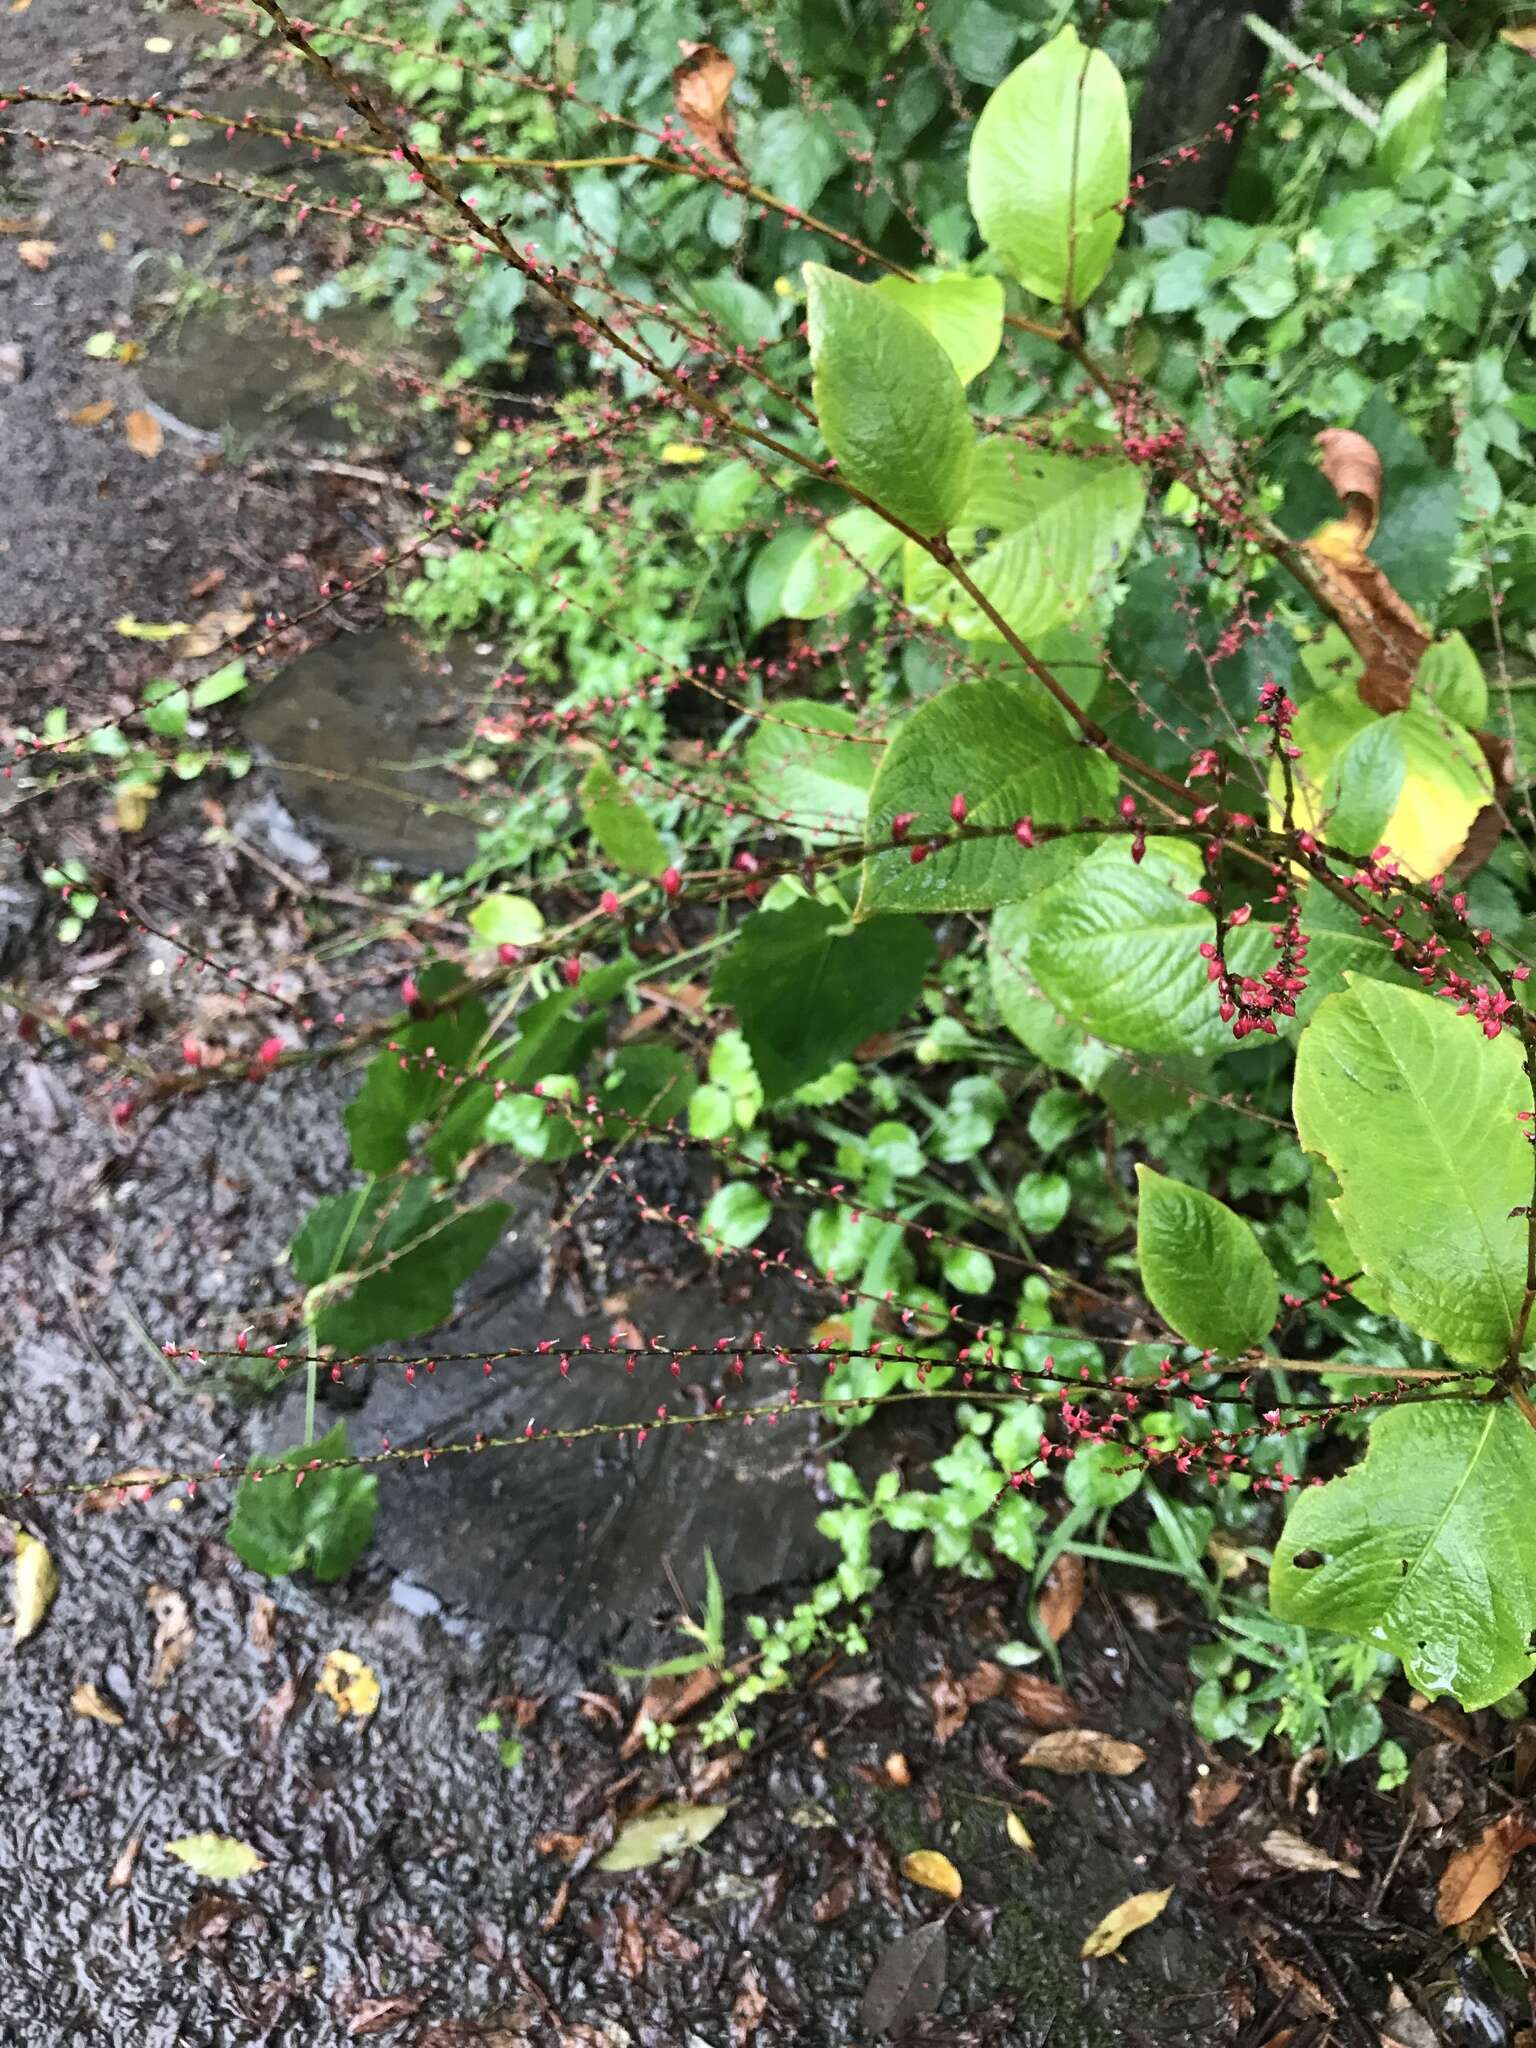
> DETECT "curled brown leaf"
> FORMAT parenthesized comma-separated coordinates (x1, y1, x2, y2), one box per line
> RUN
(673, 42, 741, 167)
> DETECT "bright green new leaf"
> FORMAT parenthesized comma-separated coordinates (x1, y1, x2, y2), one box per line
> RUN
(778, 505, 904, 620)
(1376, 44, 1447, 182)
(869, 272, 1005, 384)
(743, 699, 878, 841)
(905, 436, 1145, 646)
(1293, 976, 1527, 1365)
(701, 1181, 772, 1251)
(468, 893, 544, 948)
(1013, 840, 1272, 1056)
(968, 25, 1130, 307)
(344, 964, 487, 1174)
(858, 676, 1116, 916)
(189, 661, 248, 710)
(804, 263, 974, 537)
(1135, 1166, 1279, 1356)
(290, 1176, 510, 1354)
(166, 1833, 267, 1880)
(227, 1421, 378, 1584)
(693, 457, 762, 535)
(1272, 1401, 1536, 1709)
(581, 757, 669, 879)
(712, 897, 935, 1100)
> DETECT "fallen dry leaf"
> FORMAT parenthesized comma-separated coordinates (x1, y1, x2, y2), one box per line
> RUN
(187, 566, 227, 599)
(166, 1832, 267, 1881)
(1019, 1728, 1146, 1777)
(1500, 23, 1536, 55)
(13, 1527, 58, 1644)
(249, 1595, 277, 1654)
(148, 1584, 194, 1688)
(316, 1648, 380, 1719)
(1314, 427, 1382, 545)
(884, 1751, 911, 1787)
(1261, 1828, 1360, 1880)
(270, 263, 303, 286)
(596, 1802, 729, 1873)
(928, 1667, 969, 1746)
(17, 238, 56, 271)
(860, 1919, 947, 2036)
(962, 1661, 1005, 1705)
(1081, 1885, 1173, 1959)
(124, 408, 164, 460)
(901, 1848, 963, 1900)
(68, 399, 114, 428)
(731, 1966, 768, 2044)
(1189, 1763, 1246, 1828)
(106, 1831, 142, 1892)
(176, 606, 255, 659)
(1004, 1670, 1081, 1730)
(182, 217, 210, 237)
(255, 1673, 301, 1756)
(1436, 1810, 1536, 1927)
(1037, 1551, 1085, 1643)
(71, 1682, 124, 1727)
(673, 41, 741, 166)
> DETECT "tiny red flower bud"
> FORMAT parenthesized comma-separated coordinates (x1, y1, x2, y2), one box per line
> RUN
(258, 1035, 284, 1066)
(1014, 817, 1035, 847)
(562, 957, 582, 987)
(498, 942, 520, 965)
(1118, 794, 1137, 819)
(949, 791, 967, 824)
(891, 811, 916, 843)
(909, 842, 929, 864)
(662, 865, 682, 898)
(600, 889, 620, 914)
(401, 974, 419, 1008)
(111, 1096, 135, 1126)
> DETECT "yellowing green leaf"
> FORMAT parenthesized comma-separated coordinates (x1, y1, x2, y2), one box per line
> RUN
(166, 1832, 267, 1880)
(113, 615, 187, 642)
(901, 1849, 963, 1899)
(1005, 1812, 1035, 1854)
(869, 272, 1004, 385)
(12, 1527, 58, 1644)
(71, 1682, 124, 1727)
(596, 1802, 729, 1872)
(1081, 1886, 1172, 1959)
(316, 1648, 380, 1718)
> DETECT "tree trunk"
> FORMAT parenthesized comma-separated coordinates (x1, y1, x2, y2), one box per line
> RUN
(1131, 0, 1298, 215)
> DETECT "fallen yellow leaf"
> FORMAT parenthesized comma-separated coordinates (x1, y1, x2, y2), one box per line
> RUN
(69, 399, 115, 428)
(125, 409, 163, 459)
(71, 1682, 125, 1727)
(661, 441, 708, 464)
(271, 265, 303, 286)
(13, 1527, 58, 1644)
(166, 1832, 266, 1880)
(901, 1848, 963, 1899)
(317, 1648, 380, 1718)
(98, 230, 117, 252)
(1082, 1886, 1173, 1960)
(17, 239, 56, 272)
(117, 340, 144, 363)
(1019, 1728, 1146, 1777)
(1005, 1811, 1035, 1855)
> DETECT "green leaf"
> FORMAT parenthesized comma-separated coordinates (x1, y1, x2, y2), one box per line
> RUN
(595, 1802, 730, 1872)
(1135, 1166, 1279, 1356)
(1009, 840, 1271, 1056)
(967, 24, 1129, 308)
(1416, 632, 1487, 728)
(1063, 1440, 1141, 1509)
(743, 699, 877, 842)
(1293, 976, 1527, 1366)
(290, 1177, 510, 1353)
(1272, 1401, 1536, 1710)
(858, 675, 1116, 916)
(779, 505, 904, 620)
(599, 1043, 695, 1135)
(144, 680, 190, 739)
(1376, 44, 1446, 182)
(804, 263, 975, 538)
(166, 1833, 267, 1880)
(905, 436, 1145, 646)
(468, 893, 544, 948)
(712, 898, 935, 1101)
(693, 457, 762, 535)
(869, 272, 1005, 384)
(1014, 1170, 1070, 1234)
(189, 660, 248, 710)
(344, 966, 488, 1175)
(227, 1422, 377, 1584)
(700, 1181, 771, 1251)
(581, 757, 669, 879)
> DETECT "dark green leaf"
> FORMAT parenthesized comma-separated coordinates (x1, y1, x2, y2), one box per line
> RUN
(227, 1421, 377, 1583)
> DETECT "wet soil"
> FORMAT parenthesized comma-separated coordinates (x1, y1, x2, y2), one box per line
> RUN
(2, 3, 1532, 2045)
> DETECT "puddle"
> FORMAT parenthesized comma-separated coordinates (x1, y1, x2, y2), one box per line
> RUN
(240, 627, 502, 871)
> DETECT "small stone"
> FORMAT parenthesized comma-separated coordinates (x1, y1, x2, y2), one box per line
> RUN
(0, 343, 26, 386)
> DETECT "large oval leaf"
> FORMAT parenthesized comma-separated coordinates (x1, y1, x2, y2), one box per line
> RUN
(967, 25, 1129, 308)
(858, 676, 1116, 915)
(1135, 1166, 1279, 1356)
(1014, 840, 1271, 1056)
(869, 272, 1005, 385)
(1272, 1401, 1536, 1709)
(804, 264, 974, 538)
(778, 505, 904, 620)
(743, 699, 878, 841)
(905, 436, 1144, 647)
(1293, 976, 1528, 1366)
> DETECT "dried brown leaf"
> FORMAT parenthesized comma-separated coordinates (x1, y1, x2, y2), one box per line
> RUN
(673, 42, 740, 165)
(1037, 1552, 1085, 1643)
(1314, 428, 1382, 546)
(343, 1991, 429, 2037)
(1302, 427, 1431, 714)
(249, 1595, 277, 1655)
(1189, 1763, 1245, 1828)
(106, 1830, 142, 1892)
(1081, 1885, 1173, 1959)
(1003, 1671, 1081, 1730)
(176, 606, 254, 659)
(1436, 1810, 1536, 1927)
(1260, 1828, 1360, 1880)
(1500, 24, 1536, 54)
(1019, 1728, 1145, 1777)
(962, 1661, 1005, 1705)
(125, 408, 164, 459)
(71, 1682, 124, 1727)
(17, 238, 56, 271)
(255, 1673, 300, 1756)
(731, 1966, 768, 2044)
(812, 1873, 855, 1923)
(928, 1667, 969, 1746)
(147, 1583, 194, 1688)
(69, 399, 114, 428)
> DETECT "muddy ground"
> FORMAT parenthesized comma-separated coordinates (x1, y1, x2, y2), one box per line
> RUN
(2, 3, 1533, 2044)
